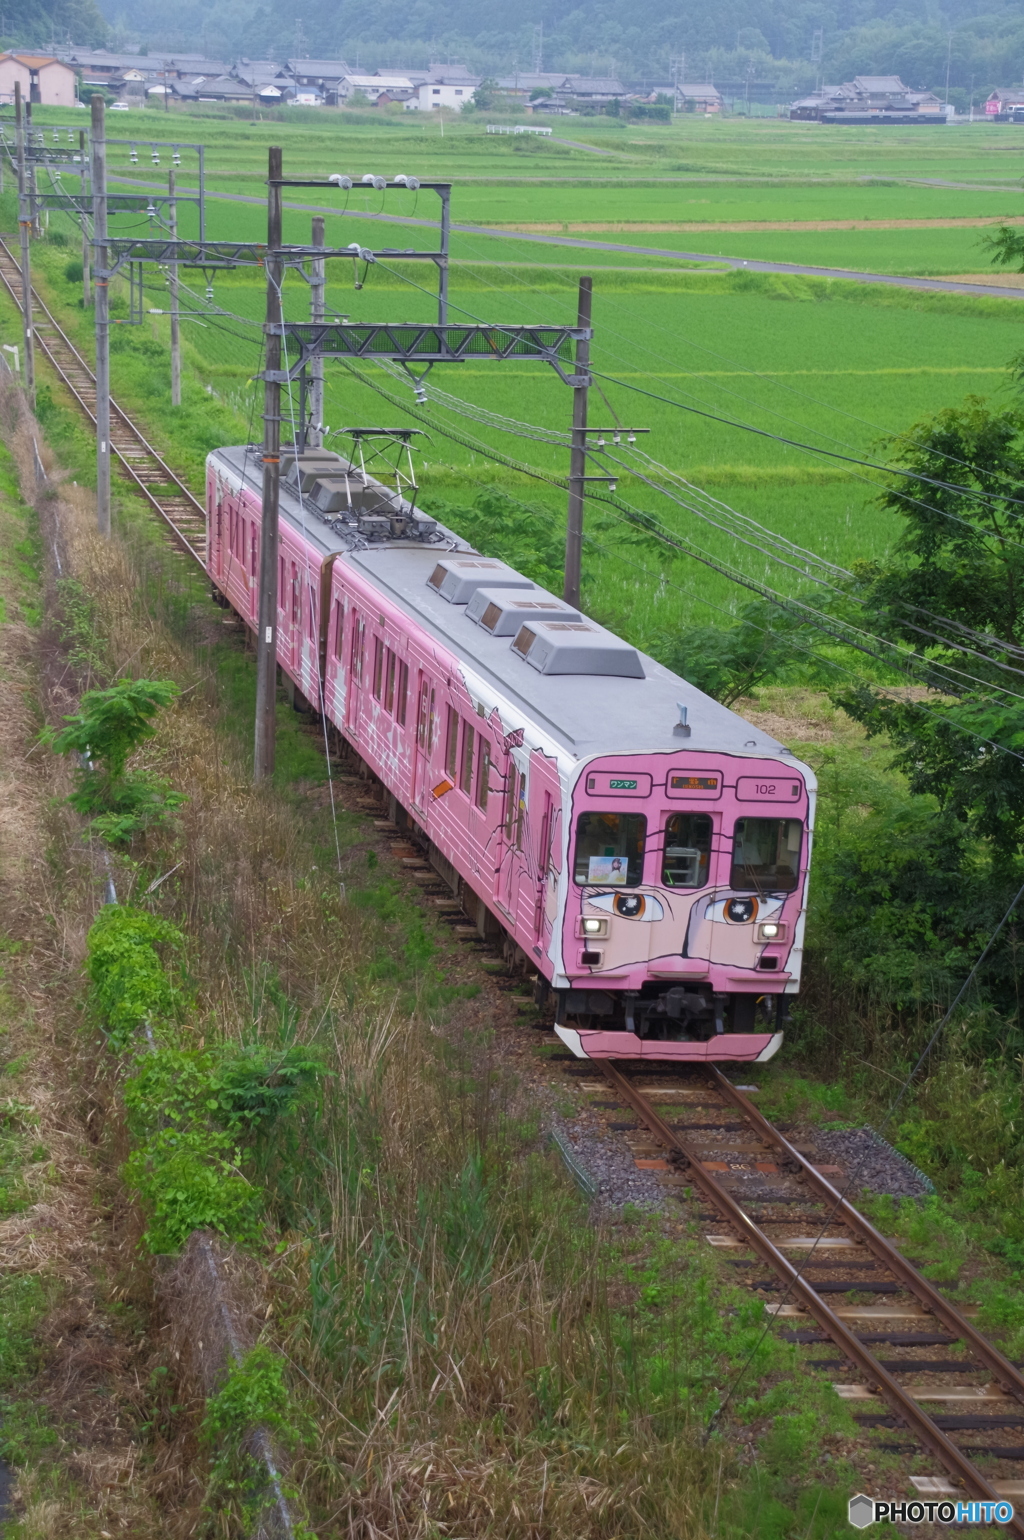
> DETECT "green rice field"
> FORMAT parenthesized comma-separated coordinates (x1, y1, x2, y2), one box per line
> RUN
(9, 106, 1024, 651)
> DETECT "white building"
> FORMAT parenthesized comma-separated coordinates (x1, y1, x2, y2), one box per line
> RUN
(339, 73, 414, 104)
(406, 78, 477, 110)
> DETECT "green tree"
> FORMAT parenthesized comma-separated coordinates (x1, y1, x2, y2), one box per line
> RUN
(834, 400, 1024, 852)
(660, 598, 807, 705)
(44, 677, 185, 842)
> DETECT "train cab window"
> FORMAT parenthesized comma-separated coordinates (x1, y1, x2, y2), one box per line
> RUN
(573, 812, 646, 887)
(662, 813, 712, 888)
(730, 818, 802, 892)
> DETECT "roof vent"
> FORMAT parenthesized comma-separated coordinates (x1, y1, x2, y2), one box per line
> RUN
(466, 586, 582, 635)
(283, 451, 344, 495)
(511, 621, 644, 678)
(426, 558, 535, 605)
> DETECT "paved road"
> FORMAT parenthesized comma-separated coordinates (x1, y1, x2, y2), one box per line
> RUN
(109, 175, 1024, 300)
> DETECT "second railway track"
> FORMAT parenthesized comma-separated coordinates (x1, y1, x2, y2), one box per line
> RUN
(586, 1059, 1024, 1527)
(0, 235, 207, 565)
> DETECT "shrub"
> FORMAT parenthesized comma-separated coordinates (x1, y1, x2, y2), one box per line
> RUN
(85, 904, 185, 1048)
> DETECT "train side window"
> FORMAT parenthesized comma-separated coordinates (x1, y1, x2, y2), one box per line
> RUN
(460, 722, 475, 793)
(730, 818, 802, 892)
(396, 661, 409, 726)
(372, 638, 384, 701)
(504, 770, 517, 839)
(428, 688, 436, 750)
(250, 525, 257, 578)
(384, 649, 396, 713)
(291, 564, 299, 626)
(278, 556, 285, 616)
(662, 813, 713, 888)
(332, 601, 344, 661)
(475, 738, 491, 811)
(417, 678, 430, 747)
(445, 707, 459, 777)
(573, 812, 646, 887)
(308, 583, 317, 637)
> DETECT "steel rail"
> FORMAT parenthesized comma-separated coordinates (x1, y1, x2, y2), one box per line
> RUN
(600, 1059, 1024, 1530)
(708, 1066, 1024, 1402)
(0, 236, 206, 567)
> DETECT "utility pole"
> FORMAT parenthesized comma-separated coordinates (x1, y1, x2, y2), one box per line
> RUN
(14, 84, 34, 404)
(25, 102, 39, 238)
(308, 213, 324, 447)
(80, 130, 90, 306)
(254, 145, 284, 783)
(91, 94, 110, 537)
(168, 168, 181, 406)
(563, 275, 592, 609)
(944, 31, 953, 105)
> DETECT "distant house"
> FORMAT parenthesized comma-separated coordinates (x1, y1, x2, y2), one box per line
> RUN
(675, 83, 722, 113)
(340, 73, 415, 104)
(0, 52, 77, 107)
(287, 58, 351, 106)
(790, 76, 943, 122)
(492, 71, 628, 111)
(406, 76, 478, 110)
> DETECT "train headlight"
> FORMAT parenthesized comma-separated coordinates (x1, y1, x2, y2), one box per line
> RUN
(757, 921, 788, 942)
(579, 916, 609, 938)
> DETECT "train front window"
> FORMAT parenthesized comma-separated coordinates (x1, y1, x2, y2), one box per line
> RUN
(662, 813, 712, 887)
(574, 813, 646, 886)
(730, 818, 802, 892)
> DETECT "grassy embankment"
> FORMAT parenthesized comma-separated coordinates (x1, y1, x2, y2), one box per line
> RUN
(0, 350, 880, 1536)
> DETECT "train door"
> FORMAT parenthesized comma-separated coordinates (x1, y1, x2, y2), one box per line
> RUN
(499, 753, 526, 922)
(346, 608, 365, 735)
(412, 672, 435, 812)
(248, 522, 258, 624)
(533, 790, 553, 944)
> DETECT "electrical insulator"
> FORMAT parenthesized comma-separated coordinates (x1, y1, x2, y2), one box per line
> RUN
(205, 282, 215, 301)
(129, 145, 138, 163)
(146, 202, 157, 218)
(172, 148, 181, 165)
(608, 479, 618, 492)
(627, 433, 636, 444)
(52, 129, 58, 142)
(151, 148, 160, 165)
(597, 435, 606, 446)
(612, 432, 621, 445)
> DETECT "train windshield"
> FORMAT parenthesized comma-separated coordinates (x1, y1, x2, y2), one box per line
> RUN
(730, 818, 802, 892)
(662, 813, 712, 887)
(574, 812, 646, 886)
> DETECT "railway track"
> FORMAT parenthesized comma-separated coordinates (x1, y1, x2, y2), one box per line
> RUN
(0, 236, 207, 566)
(583, 1059, 1024, 1525)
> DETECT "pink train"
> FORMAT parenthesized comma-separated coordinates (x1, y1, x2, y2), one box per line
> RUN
(207, 443, 816, 1064)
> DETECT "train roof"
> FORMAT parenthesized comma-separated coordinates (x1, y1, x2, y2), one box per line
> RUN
(348, 543, 791, 764)
(213, 445, 793, 766)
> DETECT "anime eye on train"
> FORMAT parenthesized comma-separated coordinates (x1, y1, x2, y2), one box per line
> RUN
(705, 895, 784, 925)
(586, 891, 665, 921)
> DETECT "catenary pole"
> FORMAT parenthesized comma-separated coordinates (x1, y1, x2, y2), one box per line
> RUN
(168, 168, 181, 407)
(80, 130, 90, 307)
(563, 275, 592, 608)
(254, 146, 284, 783)
(91, 94, 110, 537)
(13, 84, 34, 404)
(25, 101, 39, 238)
(308, 214, 324, 447)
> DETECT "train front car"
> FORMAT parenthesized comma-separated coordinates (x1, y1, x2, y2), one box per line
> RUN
(554, 751, 814, 1063)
